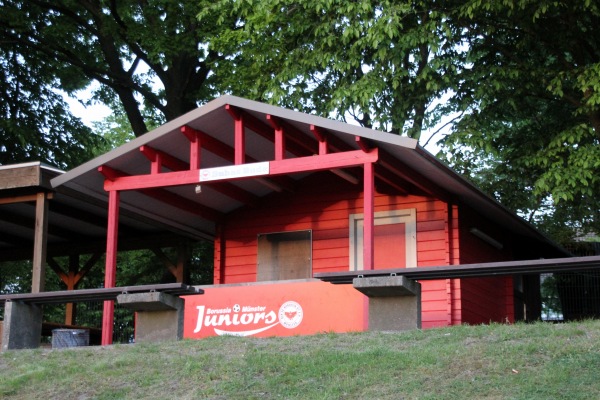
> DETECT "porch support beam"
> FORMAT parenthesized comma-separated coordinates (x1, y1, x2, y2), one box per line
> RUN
(32, 192, 49, 293)
(102, 189, 120, 346)
(0, 193, 53, 205)
(230, 106, 314, 157)
(181, 126, 202, 170)
(140, 145, 188, 173)
(270, 149, 378, 175)
(142, 142, 258, 204)
(310, 125, 328, 155)
(363, 162, 375, 271)
(181, 125, 292, 193)
(47, 253, 101, 325)
(266, 115, 285, 161)
(309, 125, 358, 184)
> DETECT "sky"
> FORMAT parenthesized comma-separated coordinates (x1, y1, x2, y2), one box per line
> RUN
(64, 90, 445, 155)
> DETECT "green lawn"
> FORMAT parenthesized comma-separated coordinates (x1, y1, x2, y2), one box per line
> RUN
(2, 320, 600, 399)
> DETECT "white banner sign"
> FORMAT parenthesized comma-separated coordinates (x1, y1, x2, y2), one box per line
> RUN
(199, 162, 270, 182)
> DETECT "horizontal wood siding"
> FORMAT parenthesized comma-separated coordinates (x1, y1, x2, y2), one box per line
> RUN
(217, 172, 461, 329)
(458, 206, 515, 324)
(460, 277, 514, 324)
(217, 173, 452, 286)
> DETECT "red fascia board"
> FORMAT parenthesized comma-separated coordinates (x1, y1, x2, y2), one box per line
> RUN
(104, 170, 200, 191)
(269, 149, 378, 175)
(104, 149, 378, 191)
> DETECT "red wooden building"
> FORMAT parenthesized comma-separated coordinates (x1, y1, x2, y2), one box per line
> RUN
(52, 96, 567, 343)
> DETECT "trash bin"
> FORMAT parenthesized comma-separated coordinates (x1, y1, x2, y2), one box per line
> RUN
(51, 329, 90, 349)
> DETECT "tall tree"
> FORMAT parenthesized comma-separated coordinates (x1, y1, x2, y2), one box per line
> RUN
(0, 43, 103, 168)
(203, 0, 466, 139)
(205, 0, 600, 240)
(443, 1, 600, 238)
(0, 0, 229, 138)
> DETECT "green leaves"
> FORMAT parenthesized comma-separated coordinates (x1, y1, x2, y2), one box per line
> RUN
(205, 0, 465, 137)
(442, 0, 600, 240)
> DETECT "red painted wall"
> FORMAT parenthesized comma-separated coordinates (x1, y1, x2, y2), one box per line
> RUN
(215, 173, 462, 327)
(217, 175, 449, 277)
(214, 173, 518, 328)
(458, 207, 515, 324)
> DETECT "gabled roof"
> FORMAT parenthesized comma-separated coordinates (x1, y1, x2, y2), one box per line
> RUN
(52, 95, 566, 254)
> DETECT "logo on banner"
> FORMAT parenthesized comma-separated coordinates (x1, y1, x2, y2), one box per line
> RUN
(192, 301, 304, 336)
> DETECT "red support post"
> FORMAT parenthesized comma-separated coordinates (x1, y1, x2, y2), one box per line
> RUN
(363, 162, 375, 270)
(267, 115, 285, 161)
(181, 126, 202, 170)
(101, 189, 120, 346)
(310, 125, 328, 155)
(226, 105, 245, 165)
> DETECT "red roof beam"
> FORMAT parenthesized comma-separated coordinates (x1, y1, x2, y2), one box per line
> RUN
(181, 125, 294, 193)
(181, 125, 202, 170)
(142, 141, 258, 204)
(270, 148, 378, 175)
(267, 115, 319, 156)
(98, 165, 124, 181)
(310, 125, 328, 155)
(103, 149, 377, 191)
(378, 152, 450, 200)
(266, 115, 285, 161)
(140, 145, 188, 173)
(99, 165, 223, 221)
(355, 136, 373, 152)
(226, 105, 313, 158)
(225, 104, 245, 165)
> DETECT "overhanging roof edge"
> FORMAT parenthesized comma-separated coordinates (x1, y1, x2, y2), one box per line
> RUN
(52, 95, 418, 189)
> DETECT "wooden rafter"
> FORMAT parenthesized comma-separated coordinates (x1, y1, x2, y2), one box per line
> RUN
(226, 105, 314, 157)
(310, 125, 328, 155)
(0, 193, 54, 205)
(266, 114, 318, 155)
(1, 210, 95, 241)
(308, 126, 444, 197)
(378, 152, 451, 200)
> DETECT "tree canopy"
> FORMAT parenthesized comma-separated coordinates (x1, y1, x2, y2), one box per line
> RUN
(0, 42, 103, 169)
(202, 0, 467, 140)
(1, 0, 599, 241)
(445, 0, 600, 238)
(203, 0, 600, 241)
(0, 0, 230, 139)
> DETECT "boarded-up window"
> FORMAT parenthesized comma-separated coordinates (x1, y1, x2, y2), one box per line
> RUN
(257, 230, 312, 281)
(349, 209, 417, 271)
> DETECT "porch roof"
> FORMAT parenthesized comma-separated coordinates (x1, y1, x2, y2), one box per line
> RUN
(0, 162, 190, 262)
(51, 95, 565, 253)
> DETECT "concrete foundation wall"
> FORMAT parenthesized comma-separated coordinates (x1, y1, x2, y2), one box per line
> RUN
(2, 301, 43, 351)
(117, 292, 184, 343)
(353, 276, 422, 331)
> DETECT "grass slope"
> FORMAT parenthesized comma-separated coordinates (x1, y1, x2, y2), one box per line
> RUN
(1, 320, 600, 399)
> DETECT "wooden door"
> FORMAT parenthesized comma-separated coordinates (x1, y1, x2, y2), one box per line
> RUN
(257, 230, 312, 281)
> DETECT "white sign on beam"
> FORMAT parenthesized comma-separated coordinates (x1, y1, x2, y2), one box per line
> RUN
(199, 162, 270, 182)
